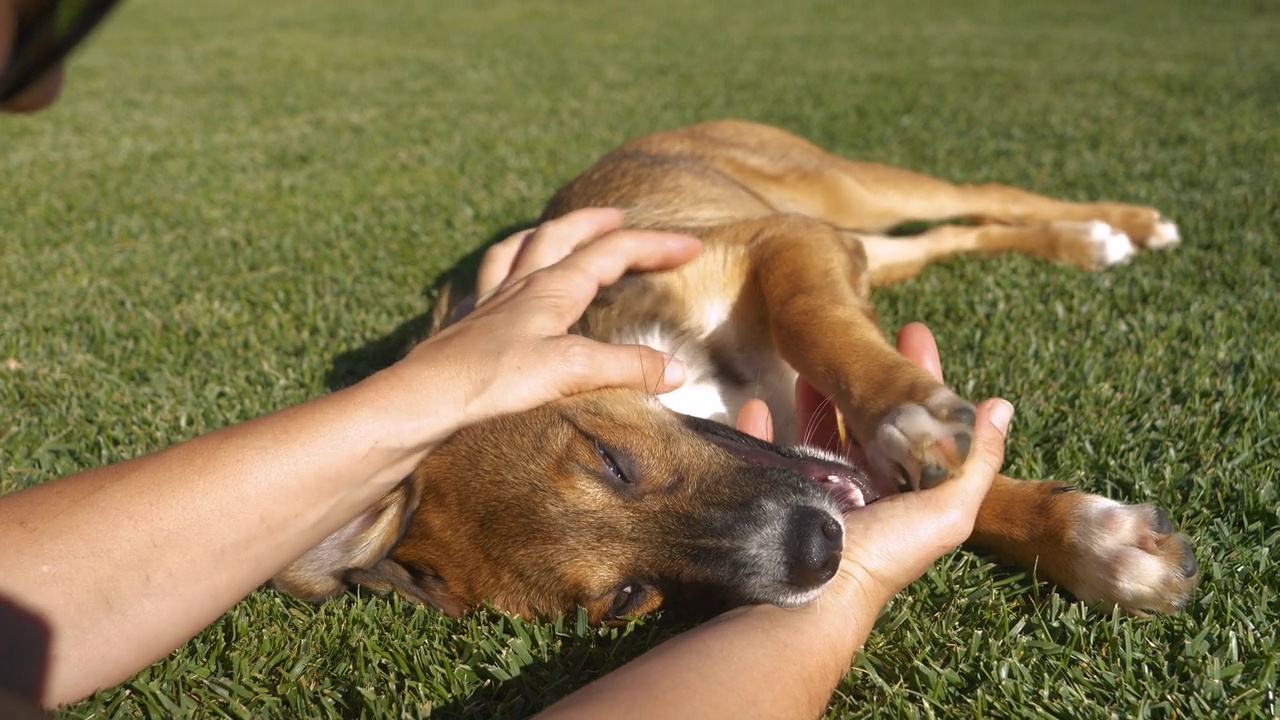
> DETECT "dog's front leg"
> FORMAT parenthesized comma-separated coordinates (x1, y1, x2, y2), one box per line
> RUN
(741, 214, 976, 490)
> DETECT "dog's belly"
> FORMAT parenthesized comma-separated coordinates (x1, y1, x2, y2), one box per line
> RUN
(618, 325, 801, 443)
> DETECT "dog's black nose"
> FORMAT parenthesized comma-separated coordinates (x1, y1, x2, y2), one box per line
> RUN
(784, 507, 844, 588)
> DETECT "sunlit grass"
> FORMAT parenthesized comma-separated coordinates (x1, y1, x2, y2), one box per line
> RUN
(2, 0, 1276, 716)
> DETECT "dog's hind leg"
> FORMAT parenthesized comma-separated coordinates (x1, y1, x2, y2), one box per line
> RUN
(969, 475, 1198, 615)
(737, 155, 1179, 252)
(855, 220, 1139, 287)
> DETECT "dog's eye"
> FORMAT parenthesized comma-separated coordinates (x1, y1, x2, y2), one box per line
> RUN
(608, 583, 646, 618)
(595, 441, 630, 484)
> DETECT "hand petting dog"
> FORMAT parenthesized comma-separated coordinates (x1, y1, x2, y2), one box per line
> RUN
(736, 323, 1014, 603)
(407, 207, 700, 433)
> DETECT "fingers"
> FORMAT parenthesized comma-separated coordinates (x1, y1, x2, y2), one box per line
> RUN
(509, 229, 701, 328)
(477, 208, 626, 298)
(507, 208, 625, 284)
(475, 208, 701, 323)
(793, 323, 941, 450)
(736, 399, 774, 442)
(836, 396, 1013, 599)
(476, 228, 535, 298)
(896, 322, 943, 382)
(554, 337, 687, 397)
(795, 378, 840, 448)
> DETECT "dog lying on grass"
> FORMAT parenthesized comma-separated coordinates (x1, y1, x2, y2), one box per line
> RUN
(275, 119, 1198, 622)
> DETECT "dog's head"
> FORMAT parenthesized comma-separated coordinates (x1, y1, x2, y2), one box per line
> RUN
(300, 389, 886, 623)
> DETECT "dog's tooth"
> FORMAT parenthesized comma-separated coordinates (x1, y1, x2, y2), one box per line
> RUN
(848, 486, 865, 508)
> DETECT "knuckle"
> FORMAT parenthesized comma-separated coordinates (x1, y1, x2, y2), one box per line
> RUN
(525, 267, 570, 292)
(482, 243, 513, 266)
(532, 266, 593, 297)
(555, 336, 598, 375)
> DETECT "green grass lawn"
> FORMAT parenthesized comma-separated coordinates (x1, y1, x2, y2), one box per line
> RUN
(2, 0, 1277, 716)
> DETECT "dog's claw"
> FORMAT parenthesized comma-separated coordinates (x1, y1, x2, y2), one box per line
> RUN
(1152, 507, 1174, 535)
(954, 431, 972, 461)
(867, 388, 977, 491)
(949, 405, 977, 428)
(1179, 549, 1199, 579)
(892, 462, 912, 488)
(919, 464, 948, 488)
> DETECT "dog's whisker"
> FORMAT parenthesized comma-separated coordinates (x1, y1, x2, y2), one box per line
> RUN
(801, 394, 837, 448)
(648, 332, 694, 397)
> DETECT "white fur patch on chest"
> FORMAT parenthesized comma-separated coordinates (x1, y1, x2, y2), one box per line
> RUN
(619, 324, 799, 441)
(625, 326, 732, 422)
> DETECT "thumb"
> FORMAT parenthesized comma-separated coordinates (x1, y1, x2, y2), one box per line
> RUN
(932, 397, 1013, 511)
(554, 337, 688, 396)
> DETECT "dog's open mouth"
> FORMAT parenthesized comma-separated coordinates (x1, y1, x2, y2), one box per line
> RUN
(752, 447, 897, 513)
(683, 414, 897, 513)
(796, 455, 895, 512)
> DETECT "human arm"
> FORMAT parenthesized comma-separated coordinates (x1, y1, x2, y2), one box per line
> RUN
(0, 209, 699, 707)
(537, 325, 1014, 719)
(1, 0, 68, 112)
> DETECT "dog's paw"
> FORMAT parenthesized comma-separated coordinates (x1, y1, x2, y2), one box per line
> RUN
(1063, 497, 1198, 615)
(1145, 218, 1180, 250)
(1092, 204, 1181, 251)
(1050, 220, 1136, 269)
(867, 388, 976, 490)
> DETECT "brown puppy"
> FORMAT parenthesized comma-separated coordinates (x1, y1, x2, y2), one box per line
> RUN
(275, 120, 1197, 622)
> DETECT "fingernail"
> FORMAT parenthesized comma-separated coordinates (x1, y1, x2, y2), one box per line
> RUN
(661, 354, 687, 388)
(988, 399, 1014, 436)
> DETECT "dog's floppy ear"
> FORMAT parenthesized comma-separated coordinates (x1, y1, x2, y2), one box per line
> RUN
(345, 558, 469, 618)
(272, 480, 417, 601)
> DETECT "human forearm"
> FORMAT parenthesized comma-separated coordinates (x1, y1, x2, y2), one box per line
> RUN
(0, 366, 438, 706)
(538, 569, 887, 719)
(0, 216, 700, 706)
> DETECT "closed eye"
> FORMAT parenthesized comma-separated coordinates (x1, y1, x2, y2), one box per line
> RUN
(595, 440, 630, 484)
(608, 582, 647, 618)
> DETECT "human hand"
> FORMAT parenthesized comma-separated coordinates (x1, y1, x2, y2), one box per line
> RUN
(394, 207, 700, 437)
(0, 0, 66, 112)
(737, 323, 1013, 606)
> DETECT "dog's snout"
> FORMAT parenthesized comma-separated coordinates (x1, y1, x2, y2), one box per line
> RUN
(785, 507, 843, 588)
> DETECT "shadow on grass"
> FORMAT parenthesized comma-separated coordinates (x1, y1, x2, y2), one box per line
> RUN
(425, 611, 694, 719)
(324, 220, 538, 392)
(0, 595, 51, 713)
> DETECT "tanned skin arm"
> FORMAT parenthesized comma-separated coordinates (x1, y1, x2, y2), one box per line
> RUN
(0, 210, 699, 707)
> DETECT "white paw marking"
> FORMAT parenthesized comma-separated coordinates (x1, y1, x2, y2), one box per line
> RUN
(1086, 220, 1136, 266)
(1147, 219, 1181, 249)
(1068, 496, 1195, 614)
